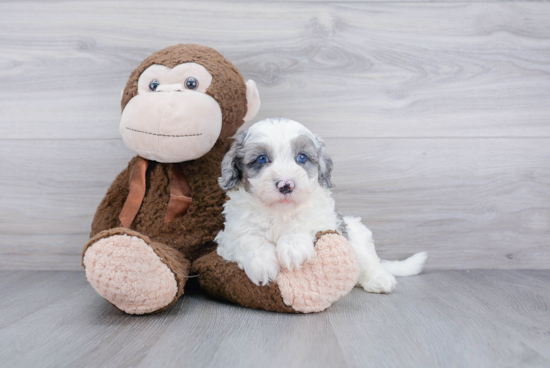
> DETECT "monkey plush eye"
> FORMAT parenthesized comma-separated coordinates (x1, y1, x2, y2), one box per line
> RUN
(297, 154, 307, 163)
(149, 80, 160, 92)
(185, 77, 199, 90)
(256, 155, 269, 164)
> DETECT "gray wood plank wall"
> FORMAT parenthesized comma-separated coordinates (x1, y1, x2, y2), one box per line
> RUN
(0, 1, 549, 270)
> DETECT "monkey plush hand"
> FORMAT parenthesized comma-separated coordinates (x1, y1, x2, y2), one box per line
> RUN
(82, 44, 357, 314)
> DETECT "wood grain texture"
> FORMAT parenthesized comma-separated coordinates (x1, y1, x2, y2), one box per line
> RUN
(0, 270, 549, 368)
(331, 137, 550, 269)
(1, 138, 548, 270)
(329, 270, 550, 367)
(0, 1, 549, 270)
(0, 2, 549, 139)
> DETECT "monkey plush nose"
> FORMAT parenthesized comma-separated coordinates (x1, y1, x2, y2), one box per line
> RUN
(276, 180, 295, 194)
(155, 83, 184, 92)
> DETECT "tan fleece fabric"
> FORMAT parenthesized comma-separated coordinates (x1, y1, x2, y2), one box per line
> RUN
(82, 228, 190, 314)
(119, 90, 223, 163)
(84, 235, 177, 314)
(277, 233, 360, 313)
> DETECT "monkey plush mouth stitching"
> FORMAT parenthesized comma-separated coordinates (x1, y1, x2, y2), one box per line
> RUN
(126, 127, 203, 138)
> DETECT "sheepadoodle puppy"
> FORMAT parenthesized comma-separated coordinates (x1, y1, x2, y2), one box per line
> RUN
(216, 117, 427, 293)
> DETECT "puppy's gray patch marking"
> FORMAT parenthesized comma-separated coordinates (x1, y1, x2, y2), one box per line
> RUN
(291, 134, 319, 179)
(219, 130, 248, 191)
(336, 212, 349, 239)
(242, 142, 272, 178)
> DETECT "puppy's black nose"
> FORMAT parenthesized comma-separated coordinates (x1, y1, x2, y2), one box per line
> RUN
(276, 180, 295, 194)
(279, 184, 292, 194)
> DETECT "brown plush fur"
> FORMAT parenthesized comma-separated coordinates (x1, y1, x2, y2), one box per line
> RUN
(92, 45, 248, 262)
(85, 44, 257, 314)
(90, 143, 229, 261)
(193, 252, 298, 313)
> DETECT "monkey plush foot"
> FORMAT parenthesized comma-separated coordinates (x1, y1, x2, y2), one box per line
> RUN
(276, 231, 359, 313)
(193, 231, 359, 313)
(82, 228, 190, 314)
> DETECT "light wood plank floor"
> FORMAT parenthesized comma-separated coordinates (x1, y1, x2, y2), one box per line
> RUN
(1, 270, 549, 368)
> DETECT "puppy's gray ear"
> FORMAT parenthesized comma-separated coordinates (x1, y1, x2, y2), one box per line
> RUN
(316, 136, 334, 188)
(219, 130, 247, 191)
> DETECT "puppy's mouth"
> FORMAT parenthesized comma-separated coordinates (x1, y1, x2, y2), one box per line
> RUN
(278, 193, 294, 204)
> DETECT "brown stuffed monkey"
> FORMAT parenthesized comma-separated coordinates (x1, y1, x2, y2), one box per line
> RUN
(82, 44, 358, 315)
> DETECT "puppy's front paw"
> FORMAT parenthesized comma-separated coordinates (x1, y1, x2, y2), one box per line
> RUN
(277, 233, 315, 271)
(360, 266, 397, 294)
(242, 248, 279, 286)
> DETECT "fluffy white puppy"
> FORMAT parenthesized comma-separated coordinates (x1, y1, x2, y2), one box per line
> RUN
(215, 117, 427, 293)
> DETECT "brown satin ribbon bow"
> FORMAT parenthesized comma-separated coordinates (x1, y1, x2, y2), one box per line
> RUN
(119, 157, 193, 228)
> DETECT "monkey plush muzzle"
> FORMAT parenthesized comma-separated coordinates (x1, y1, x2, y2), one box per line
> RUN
(120, 88, 222, 163)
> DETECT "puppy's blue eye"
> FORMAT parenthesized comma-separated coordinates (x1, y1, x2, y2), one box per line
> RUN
(297, 154, 307, 163)
(256, 155, 269, 164)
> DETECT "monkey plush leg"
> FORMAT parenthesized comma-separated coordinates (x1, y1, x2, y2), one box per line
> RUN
(82, 228, 190, 314)
(193, 231, 359, 313)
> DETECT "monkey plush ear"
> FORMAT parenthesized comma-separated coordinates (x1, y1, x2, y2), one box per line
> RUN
(243, 80, 260, 122)
(218, 130, 248, 190)
(316, 136, 334, 189)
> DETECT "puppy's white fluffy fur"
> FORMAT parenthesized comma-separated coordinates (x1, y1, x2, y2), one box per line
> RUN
(215, 118, 427, 292)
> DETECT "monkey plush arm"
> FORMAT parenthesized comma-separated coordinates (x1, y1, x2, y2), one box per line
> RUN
(193, 231, 359, 313)
(192, 249, 298, 313)
(90, 157, 138, 238)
